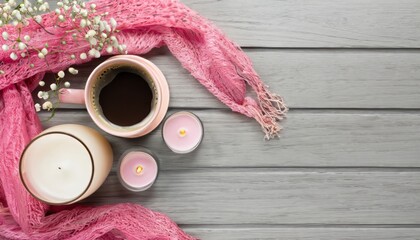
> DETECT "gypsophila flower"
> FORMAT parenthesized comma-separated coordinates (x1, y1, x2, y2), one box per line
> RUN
(38, 52, 45, 59)
(88, 37, 97, 45)
(64, 81, 71, 88)
(2, 44, 9, 51)
(50, 83, 57, 90)
(80, 9, 88, 17)
(110, 18, 117, 30)
(24, 35, 30, 41)
(42, 101, 53, 111)
(10, 52, 18, 60)
(68, 67, 78, 75)
(105, 24, 111, 33)
(70, 54, 76, 59)
(88, 48, 96, 57)
(93, 50, 100, 58)
(39, 81, 45, 86)
(2, 32, 8, 40)
(34, 15, 42, 23)
(80, 53, 87, 59)
(35, 103, 41, 112)
(15, 11, 22, 21)
(37, 91, 44, 99)
(86, 30, 96, 37)
(93, 16, 101, 25)
(18, 42, 26, 50)
(42, 92, 49, 100)
(117, 45, 125, 53)
(57, 71, 65, 78)
(99, 21, 105, 32)
(41, 48, 48, 55)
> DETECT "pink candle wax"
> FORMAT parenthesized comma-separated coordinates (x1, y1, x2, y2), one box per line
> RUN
(118, 150, 158, 191)
(163, 111, 203, 154)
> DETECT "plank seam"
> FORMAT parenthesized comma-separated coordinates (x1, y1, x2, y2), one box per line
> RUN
(242, 47, 420, 51)
(42, 108, 420, 113)
(106, 168, 420, 174)
(180, 224, 420, 229)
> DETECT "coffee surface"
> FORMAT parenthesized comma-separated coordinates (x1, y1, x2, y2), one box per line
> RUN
(99, 72, 153, 126)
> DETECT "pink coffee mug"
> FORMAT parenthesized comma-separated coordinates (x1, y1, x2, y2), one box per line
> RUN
(59, 55, 170, 138)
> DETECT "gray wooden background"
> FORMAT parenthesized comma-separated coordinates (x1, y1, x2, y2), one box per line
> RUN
(40, 0, 420, 239)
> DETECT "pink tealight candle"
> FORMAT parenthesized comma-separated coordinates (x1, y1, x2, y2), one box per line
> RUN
(117, 150, 158, 191)
(162, 111, 204, 154)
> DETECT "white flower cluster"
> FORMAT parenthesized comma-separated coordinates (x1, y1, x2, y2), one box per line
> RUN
(0, 0, 49, 27)
(0, 0, 126, 115)
(1, 0, 125, 65)
(35, 68, 76, 112)
(1, 0, 50, 62)
(55, 0, 127, 59)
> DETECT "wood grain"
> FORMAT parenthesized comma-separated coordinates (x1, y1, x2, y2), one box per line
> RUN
(183, 227, 420, 240)
(82, 170, 420, 225)
(181, 0, 420, 48)
(38, 1, 420, 238)
(44, 0, 420, 48)
(39, 109, 420, 168)
(43, 49, 420, 109)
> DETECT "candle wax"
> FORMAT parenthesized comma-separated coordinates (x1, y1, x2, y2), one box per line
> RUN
(20, 133, 92, 203)
(119, 151, 158, 189)
(163, 112, 203, 153)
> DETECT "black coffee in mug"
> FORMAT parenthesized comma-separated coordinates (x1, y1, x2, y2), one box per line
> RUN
(98, 71, 153, 126)
(59, 55, 169, 138)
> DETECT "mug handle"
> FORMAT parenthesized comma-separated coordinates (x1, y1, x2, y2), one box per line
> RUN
(59, 89, 86, 105)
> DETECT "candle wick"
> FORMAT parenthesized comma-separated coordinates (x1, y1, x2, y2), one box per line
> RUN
(58, 167, 61, 170)
(179, 128, 187, 137)
(135, 165, 143, 175)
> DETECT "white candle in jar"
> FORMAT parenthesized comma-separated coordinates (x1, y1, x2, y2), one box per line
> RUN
(20, 124, 113, 205)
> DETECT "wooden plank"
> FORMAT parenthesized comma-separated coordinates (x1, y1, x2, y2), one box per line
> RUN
(82, 170, 420, 224)
(43, 0, 420, 48)
(41, 49, 420, 109)
(180, 0, 420, 48)
(183, 227, 420, 240)
(40, 110, 420, 168)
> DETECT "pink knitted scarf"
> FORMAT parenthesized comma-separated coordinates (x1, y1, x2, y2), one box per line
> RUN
(0, 0, 287, 239)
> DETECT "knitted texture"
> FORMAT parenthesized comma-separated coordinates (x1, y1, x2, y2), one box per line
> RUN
(0, 0, 287, 239)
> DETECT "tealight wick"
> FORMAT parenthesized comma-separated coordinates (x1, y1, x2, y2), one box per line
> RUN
(179, 128, 187, 137)
(135, 165, 143, 175)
